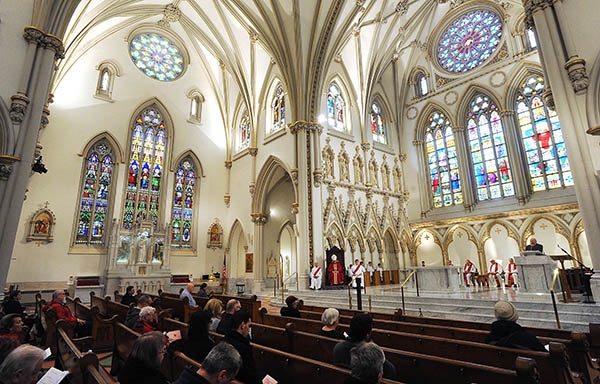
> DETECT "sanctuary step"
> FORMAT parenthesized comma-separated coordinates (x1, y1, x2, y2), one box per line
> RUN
(263, 285, 600, 333)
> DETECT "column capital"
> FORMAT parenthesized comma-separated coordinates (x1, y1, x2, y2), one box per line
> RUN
(250, 212, 269, 225)
(360, 142, 371, 151)
(23, 26, 64, 59)
(564, 57, 589, 94)
(288, 120, 323, 135)
(9, 93, 30, 123)
(522, 0, 555, 28)
(0, 155, 20, 181)
(453, 126, 466, 133)
(412, 139, 424, 146)
(224, 160, 232, 169)
(500, 110, 515, 117)
(248, 147, 258, 157)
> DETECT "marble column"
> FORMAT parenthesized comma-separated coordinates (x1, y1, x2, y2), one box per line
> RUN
(499, 110, 532, 204)
(452, 126, 475, 211)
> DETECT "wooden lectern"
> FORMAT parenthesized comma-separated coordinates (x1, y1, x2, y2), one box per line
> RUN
(549, 255, 578, 303)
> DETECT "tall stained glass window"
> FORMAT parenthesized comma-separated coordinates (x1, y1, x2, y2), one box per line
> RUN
(467, 94, 514, 201)
(425, 111, 463, 208)
(516, 75, 573, 191)
(437, 9, 503, 73)
(327, 84, 345, 131)
(370, 102, 387, 144)
(123, 107, 167, 230)
(171, 159, 195, 248)
(129, 32, 184, 82)
(238, 111, 251, 150)
(271, 83, 286, 133)
(75, 141, 113, 245)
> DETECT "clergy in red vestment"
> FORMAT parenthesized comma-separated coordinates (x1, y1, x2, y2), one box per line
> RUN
(327, 255, 345, 285)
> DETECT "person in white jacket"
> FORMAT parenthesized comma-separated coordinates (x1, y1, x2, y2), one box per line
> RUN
(310, 262, 322, 290)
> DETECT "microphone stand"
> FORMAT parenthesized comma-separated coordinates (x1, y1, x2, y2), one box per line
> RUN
(558, 246, 595, 303)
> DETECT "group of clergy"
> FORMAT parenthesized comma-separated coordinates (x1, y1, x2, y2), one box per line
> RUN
(310, 257, 379, 291)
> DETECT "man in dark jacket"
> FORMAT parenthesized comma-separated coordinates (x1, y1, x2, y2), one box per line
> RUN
(223, 309, 260, 384)
(333, 313, 397, 380)
(124, 295, 152, 329)
(279, 295, 301, 318)
(216, 299, 241, 335)
(485, 301, 546, 352)
(121, 286, 137, 306)
(173, 342, 242, 384)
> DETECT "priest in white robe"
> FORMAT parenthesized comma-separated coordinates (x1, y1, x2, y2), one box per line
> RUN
(310, 262, 322, 290)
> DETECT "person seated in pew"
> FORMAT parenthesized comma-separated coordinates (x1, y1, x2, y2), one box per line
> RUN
(42, 290, 91, 337)
(216, 299, 241, 335)
(376, 263, 384, 283)
(0, 345, 44, 384)
(125, 294, 152, 329)
(0, 315, 24, 345)
(318, 308, 346, 340)
(180, 283, 199, 308)
(333, 313, 397, 381)
(197, 283, 209, 298)
(223, 310, 260, 384)
(173, 342, 242, 384)
(118, 331, 169, 384)
(183, 310, 215, 363)
(204, 298, 223, 332)
(485, 301, 546, 352)
(121, 286, 137, 307)
(345, 342, 385, 384)
(0, 338, 18, 366)
(279, 295, 301, 318)
(134, 306, 160, 334)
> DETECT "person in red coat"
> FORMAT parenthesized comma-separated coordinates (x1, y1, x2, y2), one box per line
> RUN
(43, 290, 90, 336)
(134, 306, 160, 334)
(327, 255, 345, 286)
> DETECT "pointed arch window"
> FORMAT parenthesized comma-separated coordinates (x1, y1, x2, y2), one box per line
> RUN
(525, 28, 537, 51)
(425, 111, 463, 208)
(370, 102, 387, 145)
(327, 84, 346, 131)
(122, 107, 167, 230)
(270, 83, 286, 133)
(74, 141, 114, 245)
(171, 158, 196, 248)
(515, 75, 573, 191)
(238, 111, 251, 150)
(94, 61, 120, 102)
(466, 94, 514, 200)
(415, 72, 429, 97)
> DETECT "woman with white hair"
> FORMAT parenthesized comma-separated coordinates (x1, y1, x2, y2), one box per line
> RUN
(318, 308, 345, 340)
(0, 345, 44, 384)
(133, 306, 159, 334)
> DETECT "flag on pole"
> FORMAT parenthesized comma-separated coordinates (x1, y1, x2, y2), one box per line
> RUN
(221, 254, 227, 293)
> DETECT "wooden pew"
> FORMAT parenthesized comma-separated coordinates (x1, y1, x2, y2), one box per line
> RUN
(111, 321, 140, 376)
(155, 294, 198, 323)
(106, 298, 130, 322)
(168, 350, 243, 383)
(66, 296, 118, 351)
(162, 291, 262, 324)
(90, 292, 109, 317)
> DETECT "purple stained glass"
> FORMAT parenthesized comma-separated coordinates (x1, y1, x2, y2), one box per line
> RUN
(171, 159, 195, 248)
(437, 10, 503, 73)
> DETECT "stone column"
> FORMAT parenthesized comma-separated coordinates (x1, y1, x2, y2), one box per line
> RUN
(224, 160, 232, 207)
(452, 126, 475, 211)
(499, 110, 531, 204)
(412, 140, 431, 217)
(0, 1, 81, 289)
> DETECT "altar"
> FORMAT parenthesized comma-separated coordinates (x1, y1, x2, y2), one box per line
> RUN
(513, 255, 557, 292)
(406, 266, 463, 291)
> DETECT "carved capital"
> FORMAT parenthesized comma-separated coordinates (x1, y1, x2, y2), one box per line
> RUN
(360, 142, 370, 152)
(291, 202, 299, 215)
(522, 0, 555, 28)
(290, 168, 299, 185)
(224, 160, 232, 169)
(398, 153, 407, 162)
(223, 193, 231, 207)
(10, 93, 30, 123)
(250, 212, 268, 225)
(313, 169, 323, 188)
(163, 3, 181, 22)
(500, 109, 515, 118)
(40, 106, 50, 129)
(453, 126, 466, 133)
(288, 120, 323, 135)
(412, 139, 424, 146)
(0, 155, 20, 181)
(564, 57, 589, 94)
(248, 147, 258, 157)
(248, 182, 255, 196)
(250, 33, 259, 44)
(542, 86, 556, 111)
(23, 26, 64, 58)
(586, 125, 600, 136)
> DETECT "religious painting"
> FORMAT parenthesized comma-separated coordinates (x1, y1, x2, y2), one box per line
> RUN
(207, 219, 223, 249)
(27, 207, 56, 244)
(245, 253, 253, 273)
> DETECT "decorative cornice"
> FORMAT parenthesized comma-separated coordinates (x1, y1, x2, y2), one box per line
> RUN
(0, 155, 20, 181)
(23, 26, 64, 59)
(10, 93, 30, 123)
(250, 212, 268, 225)
(288, 120, 323, 135)
(522, 0, 555, 28)
(564, 57, 589, 95)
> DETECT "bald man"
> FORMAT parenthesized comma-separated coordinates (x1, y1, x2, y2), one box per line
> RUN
(525, 238, 544, 253)
(179, 283, 198, 308)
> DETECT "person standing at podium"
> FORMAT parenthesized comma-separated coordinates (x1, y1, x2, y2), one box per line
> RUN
(525, 237, 544, 253)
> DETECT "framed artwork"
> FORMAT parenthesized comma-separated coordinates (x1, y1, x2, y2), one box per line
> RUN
(245, 253, 253, 273)
(27, 206, 56, 244)
(207, 219, 223, 249)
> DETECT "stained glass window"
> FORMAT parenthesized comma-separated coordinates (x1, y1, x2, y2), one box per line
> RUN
(122, 107, 167, 230)
(327, 84, 345, 131)
(271, 83, 286, 133)
(437, 9, 503, 73)
(238, 111, 251, 150)
(129, 33, 184, 82)
(425, 111, 463, 208)
(467, 94, 514, 201)
(171, 159, 195, 248)
(371, 102, 387, 145)
(75, 141, 113, 245)
(516, 75, 573, 191)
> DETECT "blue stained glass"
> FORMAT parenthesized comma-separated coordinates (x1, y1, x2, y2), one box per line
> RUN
(437, 10, 503, 73)
(171, 159, 195, 248)
(129, 33, 184, 82)
(327, 84, 346, 131)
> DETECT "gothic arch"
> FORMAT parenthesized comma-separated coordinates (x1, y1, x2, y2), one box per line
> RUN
(414, 101, 456, 140)
(252, 155, 295, 214)
(521, 215, 571, 248)
(346, 224, 365, 254)
(366, 226, 383, 254)
(78, 131, 124, 164)
(444, 224, 479, 251)
(456, 84, 504, 126)
(503, 63, 544, 107)
(170, 150, 205, 177)
(325, 222, 345, 249)
(227, 219, 249, 278)
(480, 219, 520, 245)
(128, 98, 175, 167)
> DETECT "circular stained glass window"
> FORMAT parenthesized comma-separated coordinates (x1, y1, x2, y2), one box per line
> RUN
(437, 9, 503, 73)
(129, 32, 184, 81)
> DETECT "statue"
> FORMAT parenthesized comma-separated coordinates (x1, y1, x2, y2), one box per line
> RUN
(137, 230, 150, 263)
(324, 150, 334, 179)
(353, 153, 364, 185)
(393, 158, 401, 193)
(369, 159, 379, 187)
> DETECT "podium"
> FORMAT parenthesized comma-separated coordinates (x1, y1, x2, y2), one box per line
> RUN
(549, 255, 578, 303)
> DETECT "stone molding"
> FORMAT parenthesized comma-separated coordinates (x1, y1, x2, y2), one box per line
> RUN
(564, 57, 589, 95)
(288, 120, 323, 135)
(23, 26, 65, 59)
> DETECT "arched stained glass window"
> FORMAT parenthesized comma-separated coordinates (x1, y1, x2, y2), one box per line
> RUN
(75, 141, 113, 245)
(425, 111, 463, 208)
(370, 102, 387, 145)
(516, 75, 573, 191)
(467, 94, 514, 201)
(437, 9, 503, 73)
(123, 107, 167, 230)
(415, 72, 429, 97)
(238, 111, 251, 150)
(171, 159, 195, 248)
(271, 83, 285, 133)
(327, 84, 345, 131)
